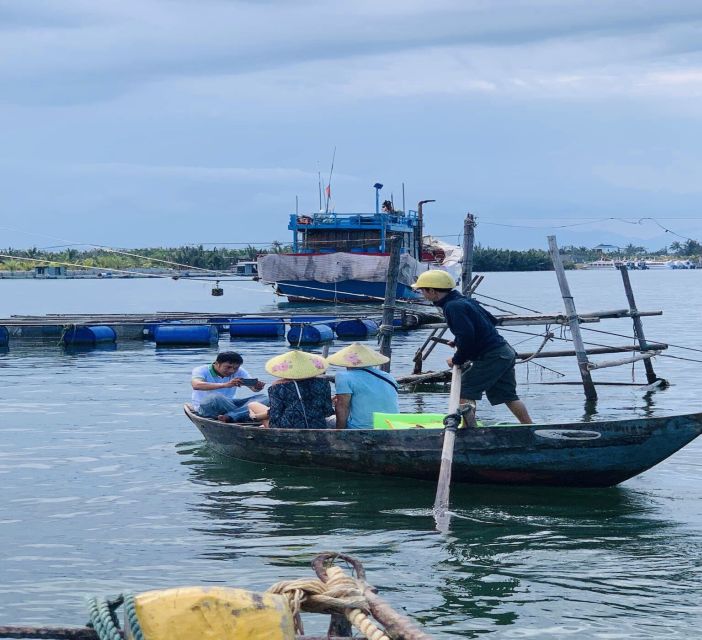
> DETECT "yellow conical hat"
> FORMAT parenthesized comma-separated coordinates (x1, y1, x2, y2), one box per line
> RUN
(265, 350, 328, 379)
(326, 342, 389, 368)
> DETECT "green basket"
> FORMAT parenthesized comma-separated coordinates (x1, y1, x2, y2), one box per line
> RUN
(372, 412, 501, 430)
(372, 413, 447, 430)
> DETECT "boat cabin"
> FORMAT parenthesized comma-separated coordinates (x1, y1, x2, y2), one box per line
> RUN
(288, 208, 421, 258)
(234, 261, 259, 277)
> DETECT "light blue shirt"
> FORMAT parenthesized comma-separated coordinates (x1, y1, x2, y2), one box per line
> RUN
(191, 363, 250, 410)
(335, 367, 399, 429)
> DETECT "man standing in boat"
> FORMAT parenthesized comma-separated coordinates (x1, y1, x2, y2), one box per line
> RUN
(191, 351, 268, 423)
(412, 271, 532, 424)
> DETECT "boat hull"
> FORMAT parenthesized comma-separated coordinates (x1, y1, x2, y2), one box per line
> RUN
(275, 279, 423, 303)
(184, 406, 702, 487)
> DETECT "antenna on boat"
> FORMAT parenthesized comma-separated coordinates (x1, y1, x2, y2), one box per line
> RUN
(402, 182, 406, 213)
(295, 195, 299, 216)
(373, 183, 383, 214)
(324, 147, 336, 214)
(318, 168, 323, 211)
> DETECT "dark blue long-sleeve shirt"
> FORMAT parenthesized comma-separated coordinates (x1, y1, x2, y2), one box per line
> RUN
(434, 290, 505, 365)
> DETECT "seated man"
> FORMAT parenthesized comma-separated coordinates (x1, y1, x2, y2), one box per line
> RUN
(326, 343, 399, 429)
(191, 351, 267, 423)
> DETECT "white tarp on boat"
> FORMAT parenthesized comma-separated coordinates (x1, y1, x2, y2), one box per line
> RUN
(422, 236, 463, 269)
(257, 252, 422, 285)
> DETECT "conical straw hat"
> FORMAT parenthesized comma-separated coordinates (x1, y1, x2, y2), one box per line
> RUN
(326, 342, 389, 368)
(265, 350, 328, 379)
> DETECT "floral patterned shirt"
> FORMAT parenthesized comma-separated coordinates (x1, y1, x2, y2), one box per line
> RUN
(268, 378, 334, 429)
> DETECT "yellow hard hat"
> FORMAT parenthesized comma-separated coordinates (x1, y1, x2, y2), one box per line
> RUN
(411, 270, 456, 290)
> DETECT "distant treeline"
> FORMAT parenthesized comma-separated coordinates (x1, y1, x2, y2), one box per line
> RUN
(0, 240, 700, 272)
(0, 243, 291, 272)
(472, 240, 702, 271)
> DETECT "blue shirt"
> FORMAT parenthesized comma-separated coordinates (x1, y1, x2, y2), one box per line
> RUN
(335, 367, 399, 429)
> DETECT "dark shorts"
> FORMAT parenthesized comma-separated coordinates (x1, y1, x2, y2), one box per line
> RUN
(460, 343, 519, 405)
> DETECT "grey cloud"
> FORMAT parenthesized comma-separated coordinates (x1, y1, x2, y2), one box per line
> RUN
(3, 0, 702, 105)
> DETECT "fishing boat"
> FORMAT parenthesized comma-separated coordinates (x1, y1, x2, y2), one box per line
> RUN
(184, 404, 702, 487)
(257, 184, 459, 303)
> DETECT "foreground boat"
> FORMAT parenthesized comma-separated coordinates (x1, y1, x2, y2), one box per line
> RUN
(184, 404, 702, 487)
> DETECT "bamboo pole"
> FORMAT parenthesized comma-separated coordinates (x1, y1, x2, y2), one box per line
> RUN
(379, 236, 401, 372)
(547, 236, 597, 401)
(433, 366, 462, 532)
(461, 214, 475, 296)
(617, 265, 660, 384)
(586, 350, 662, 370)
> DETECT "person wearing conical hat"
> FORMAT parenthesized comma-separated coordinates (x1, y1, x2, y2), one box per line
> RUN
(412, 270, 532, 424)
(246, 350, 334, 429)
(326, 343, 399, 430)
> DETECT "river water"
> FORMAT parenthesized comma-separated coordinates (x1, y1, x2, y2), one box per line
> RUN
(1, 271, 701, 638)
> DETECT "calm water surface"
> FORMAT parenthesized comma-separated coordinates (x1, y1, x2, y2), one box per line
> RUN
(1, 271, 701, 638)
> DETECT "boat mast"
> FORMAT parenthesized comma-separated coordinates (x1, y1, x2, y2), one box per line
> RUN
(417, 199, 435, 260)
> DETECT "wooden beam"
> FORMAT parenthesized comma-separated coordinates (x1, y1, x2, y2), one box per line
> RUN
(618, 266, 661, 384)
(516, 344, 667, 360)
(461, 213, 475, 296)
(586, 350, 662, 370)
(379, 235, 401, 372)
(548, 236, 597, 400)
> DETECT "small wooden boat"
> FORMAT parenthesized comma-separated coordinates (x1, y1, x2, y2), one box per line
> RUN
(184, 404, 702, 487)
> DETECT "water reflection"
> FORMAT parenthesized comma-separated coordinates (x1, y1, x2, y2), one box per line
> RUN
(177, 440, 688, 637)
(63, 343, 118, 355)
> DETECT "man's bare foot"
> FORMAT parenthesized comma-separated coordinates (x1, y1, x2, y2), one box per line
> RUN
(217, 414, 233, 423)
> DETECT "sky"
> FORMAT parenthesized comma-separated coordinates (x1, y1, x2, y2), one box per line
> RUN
(1, 0, 702, 251)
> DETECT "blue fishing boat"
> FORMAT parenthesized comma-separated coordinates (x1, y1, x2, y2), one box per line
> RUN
(257, 184, 456, 303)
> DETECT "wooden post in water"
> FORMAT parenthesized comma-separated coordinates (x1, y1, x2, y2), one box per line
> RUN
(461, 213, 475, 296)
(547, 235, 598, 401)
(379, 235, 401, 372)
(617, 265, 661, 385)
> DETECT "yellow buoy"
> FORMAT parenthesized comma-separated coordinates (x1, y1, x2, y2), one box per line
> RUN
(126, 586, 295, 640)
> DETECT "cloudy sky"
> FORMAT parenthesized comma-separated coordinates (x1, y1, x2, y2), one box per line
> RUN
(1, 0, 701, 250)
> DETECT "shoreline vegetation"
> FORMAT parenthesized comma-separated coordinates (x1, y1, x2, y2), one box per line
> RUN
(0, 241, 700, 276)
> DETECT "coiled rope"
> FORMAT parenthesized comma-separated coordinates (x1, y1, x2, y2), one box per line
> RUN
(267, 568, 388, 640)
(86, 593, 143, 640)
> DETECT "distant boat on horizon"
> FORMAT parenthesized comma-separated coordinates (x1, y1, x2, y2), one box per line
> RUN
(581, 258, 698, 270)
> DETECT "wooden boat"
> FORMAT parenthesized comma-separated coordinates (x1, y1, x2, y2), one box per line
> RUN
(184, 404, 702, 487)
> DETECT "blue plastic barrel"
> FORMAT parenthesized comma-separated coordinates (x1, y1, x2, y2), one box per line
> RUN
(153, 324, 219, 346)
(0, 326, 8, 346)
(292, 315, 338, 330)
(143, 320, 181, 340)
(63, 325, 117, 346)
(287, 323, 334, 345)
(230, 317, 285, 338)
(334, 319, 379, 339)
